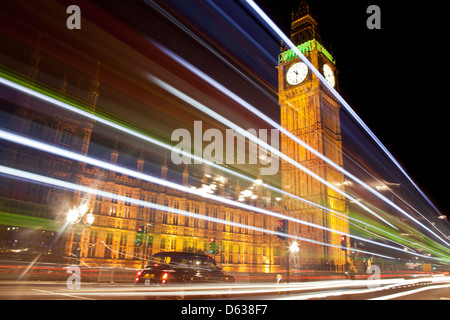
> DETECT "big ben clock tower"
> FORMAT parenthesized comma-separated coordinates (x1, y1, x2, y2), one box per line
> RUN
(278, 0, 349, 270)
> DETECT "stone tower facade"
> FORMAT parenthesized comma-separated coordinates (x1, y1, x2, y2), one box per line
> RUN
(278, 1, 349, 270)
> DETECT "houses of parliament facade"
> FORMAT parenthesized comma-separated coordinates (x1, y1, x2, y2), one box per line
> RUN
(0, 1, 349, 272)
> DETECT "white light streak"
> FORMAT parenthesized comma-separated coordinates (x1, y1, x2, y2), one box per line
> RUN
(0, 164, 397, 260)
(0, 75, 402, 239)
(0, 129, 428, 259)
(149, 74, 397, 230)
(1, 77, 448, 258)
(369, 283, 450, 300)
(277, 276, 450, 300)
(0, 75, 420, 249)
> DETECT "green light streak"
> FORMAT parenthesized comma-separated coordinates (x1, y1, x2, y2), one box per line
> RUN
(349, 209, 450, 263)
(0, 66, 168, 150)
(0, 211, 61, 232)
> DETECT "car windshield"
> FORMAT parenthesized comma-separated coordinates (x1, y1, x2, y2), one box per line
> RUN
(146, 254, 220, 271)
(146, 255, 173, 267)
(191, 255, 220, 271)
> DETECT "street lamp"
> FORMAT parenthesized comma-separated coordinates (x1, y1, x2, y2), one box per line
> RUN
(66, 205, 95, 226)
(66, 204, 95, 265)
(140, 223, 153, 269)
(86, 211, 95, 225)
(67, 208, 80, 224)
(289, 241, 300, 276)
(289, 241, 299, 253)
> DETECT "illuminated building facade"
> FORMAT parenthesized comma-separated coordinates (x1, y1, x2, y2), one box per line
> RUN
(0, 41, 285, 271)
(1, 1, 349, 272)
(74, 161, 283, 271)
(0, 42, 284, 271)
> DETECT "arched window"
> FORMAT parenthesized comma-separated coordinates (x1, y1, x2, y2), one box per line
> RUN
(29, 119, 45, 139)
(60, 127, 74, 147)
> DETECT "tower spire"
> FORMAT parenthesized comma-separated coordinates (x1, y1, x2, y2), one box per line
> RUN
(137, 144, 145, 172)
(22, 35, 42, 107)
(161, 152, 168, 180)
(110, 135, 119, 164)
(235, 178, 241, 201)
(293, 0, 310, 19)
(88, 61, 100, 111)
(27, 34, 42, 81)
(182, 164, 189, 186)
(290, 0, 321, 45)
(59, 69, 68, 96)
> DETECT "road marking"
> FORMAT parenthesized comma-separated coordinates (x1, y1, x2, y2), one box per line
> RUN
(32, 289, 96, 300)
(369, 283, 450, 300)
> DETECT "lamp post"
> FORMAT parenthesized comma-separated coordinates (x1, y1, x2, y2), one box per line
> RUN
(289, 240, 299, 254)
(140, 223, 153, 269)
(67, 204, 95, 264)
(289, 240, 299, 276)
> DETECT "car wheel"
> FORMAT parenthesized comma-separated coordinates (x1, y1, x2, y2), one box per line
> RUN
(175, 290, 185, 300)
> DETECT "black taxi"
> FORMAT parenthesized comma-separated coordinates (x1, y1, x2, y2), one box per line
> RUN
(135, 252, 235, 285)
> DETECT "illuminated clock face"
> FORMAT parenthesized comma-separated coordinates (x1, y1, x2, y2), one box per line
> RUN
(286, 62, 308, 85)
(323, 64, 335, 88)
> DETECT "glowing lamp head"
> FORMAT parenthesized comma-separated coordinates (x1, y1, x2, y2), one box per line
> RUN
(242, 190, 253, 197)
(86, 212, 95, 225)
(67, 208, 79, 223)
(289, 241, 299, 253)
(78, 204, 88, 216)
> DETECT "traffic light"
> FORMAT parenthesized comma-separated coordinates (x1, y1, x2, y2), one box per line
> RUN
(340, 235, 347, 250)
(276, 219, 288, 240)
(136, 225, 144, 246)
(208, 238, 219, 254)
